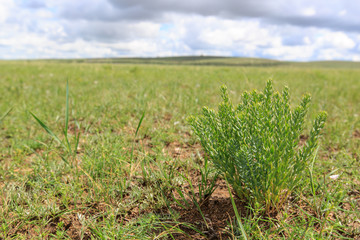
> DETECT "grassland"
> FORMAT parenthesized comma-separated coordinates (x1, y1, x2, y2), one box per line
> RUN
(0, 58, 359, 239)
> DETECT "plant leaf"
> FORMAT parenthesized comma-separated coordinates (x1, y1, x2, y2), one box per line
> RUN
(30, 111, 62, 146)
(0, 107, 13, 123)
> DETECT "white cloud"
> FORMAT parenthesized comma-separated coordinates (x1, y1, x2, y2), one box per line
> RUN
(302, 7, 316, 17)
(352, 55, 360, 61)
(339, 10, 347, 16)
(0, 0, 14, 23)
(317, 49, 347, 60)
(264, 45, 315, 61)
(304, 36, 311, 44)
(314, 31, 356, 50)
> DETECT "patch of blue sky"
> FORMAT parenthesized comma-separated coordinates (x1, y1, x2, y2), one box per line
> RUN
(160, 23, 174, 31)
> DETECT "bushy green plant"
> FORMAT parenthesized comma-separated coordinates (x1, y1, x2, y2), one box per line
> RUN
(189, 80, 327, 213)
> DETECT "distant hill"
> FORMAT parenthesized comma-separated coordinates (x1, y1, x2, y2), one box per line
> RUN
(15, 56, 360, 68)
(65, 56, 284, 67)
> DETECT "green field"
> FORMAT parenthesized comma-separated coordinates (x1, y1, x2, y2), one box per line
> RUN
(1, 58, 359, 239)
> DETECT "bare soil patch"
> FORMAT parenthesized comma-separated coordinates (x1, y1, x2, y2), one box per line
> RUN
(299, 134, 309, 146)
(172, 180, 244, 239)
(163, 141, 202, 160)
(353, 129, 360, 139)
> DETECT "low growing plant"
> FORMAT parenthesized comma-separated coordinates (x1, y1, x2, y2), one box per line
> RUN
(189, 80, 327, 213)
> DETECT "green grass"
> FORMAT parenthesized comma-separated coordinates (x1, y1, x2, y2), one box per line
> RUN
(0, 59, 359, 239)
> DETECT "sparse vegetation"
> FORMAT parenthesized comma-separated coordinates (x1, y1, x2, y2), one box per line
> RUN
(0, 59, 359, 239)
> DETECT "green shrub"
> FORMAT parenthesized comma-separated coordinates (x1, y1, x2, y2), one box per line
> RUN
(189, 80, 327, 213)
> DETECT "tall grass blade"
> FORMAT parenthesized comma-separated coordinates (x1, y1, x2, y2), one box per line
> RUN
(173, 188, 190, 209)
(135, 111, 145, 137)
(131, 111, 145, 161)
(0, 107, 13, 123)
(226, 179, 248, 240)
(64, 80, 72, 153)
(185, 174, 209, 228)
(60, 155, 70, 165)
(309, 146, 319, 197)
(29, 111, 62, 146)
(65, 80, 69, 137)
(74, 131, 81, 154)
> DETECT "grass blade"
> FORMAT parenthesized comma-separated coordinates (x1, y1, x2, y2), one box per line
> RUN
(30, 111, 62, 146)
(131, 111, 146, 162)
(60, 155, 70, 165)
(0, 107, 13, 123)
(65, 80, 69, 137)
(64, 80, 72, 153)
(74, 131, 81, 154)
(173, 188, 190, 209)
(309, 146, 319, 197)
(226, 179, 248, 240)
(135, 111, 145, 138)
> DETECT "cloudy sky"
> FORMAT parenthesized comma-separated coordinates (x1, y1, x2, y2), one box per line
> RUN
(1, 0, 359, 61)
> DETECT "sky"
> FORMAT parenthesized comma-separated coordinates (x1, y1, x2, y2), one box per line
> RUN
(0, 0, 360, 61)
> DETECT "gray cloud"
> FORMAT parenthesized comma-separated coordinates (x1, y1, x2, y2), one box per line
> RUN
(108, 0, 273, 17)
(14, 0, 360, 44)
(17, 0, 46, 9)
(105, 0, 360, 32)
(60, 20, 158, 43)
